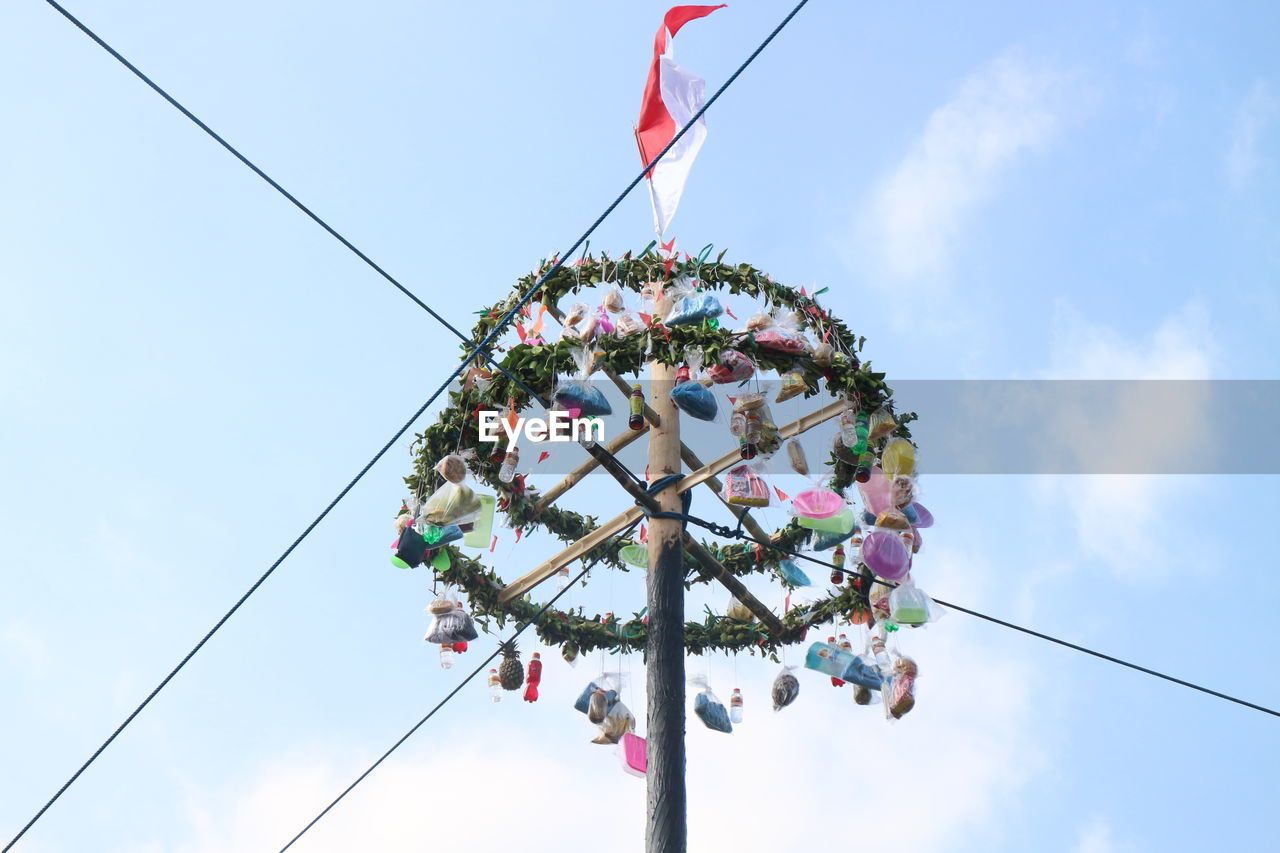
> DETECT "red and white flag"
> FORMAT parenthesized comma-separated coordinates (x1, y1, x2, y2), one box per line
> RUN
(635, 4, 725, 237)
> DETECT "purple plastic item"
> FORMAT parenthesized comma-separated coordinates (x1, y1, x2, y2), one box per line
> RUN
(911, 503, 934, 528)
(862, 531, 911, 580)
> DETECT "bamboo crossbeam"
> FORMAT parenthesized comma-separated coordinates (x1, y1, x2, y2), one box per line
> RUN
(581, 444, 787, 637)
(531, 426, 648, 516)
(545, 300, 777, 542)
(498, 399, 845, 604)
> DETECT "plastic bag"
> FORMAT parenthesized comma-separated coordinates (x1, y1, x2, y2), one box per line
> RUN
(603, 287, 626, 313)
(641, 282, 672, 321)
(664, 283, 723, 327)
(424, 601, 479, 644)
(862, 530, 911, 580)
(707, 349, 755, 384)
(811, 525, 857, 551)
(889, 580, 930, 626)
(793, 487, 843, 519)
(745, 311, 774, 332)
(615, 311, 644, 337)
(691, 675, 733, 733)
(726, 596, 755, 622)
(616, 732, 647, 777)
(869, 407, 898, 440)
(804, 641, 883, 691)
(434, 453, 468, 483)
(811, 340, 835, 367)
(771, 666, 800, 711)
(778, 559, 811, 588)
(754, 308, 808, 354)
(562, 302, 589, 327)
(669, 349, 717, 421)
(883, 655, 918, 719)
(881, 437, 917, 479)
(796, 507, 855, 534)
(574, 674, 622, 718)
(553, 345, 612, 416)
(891, 475, 917, 509)
(731, 392, 765, 412)
(592, 700, 636, 745)
(422, 480, 483, 527)
(723, 464, 770, 507)
(776, 369, 806, 402)
(756, 403, 781, 454)
(786, 438, 809, 476)
(422, 524, 463, 547)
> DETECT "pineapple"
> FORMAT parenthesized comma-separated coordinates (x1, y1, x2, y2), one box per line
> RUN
(498, 641, 524, 691)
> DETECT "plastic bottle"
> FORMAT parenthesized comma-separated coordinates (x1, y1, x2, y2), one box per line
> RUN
(830, 545, 846, 585)
(629, 385, 645, 430)
(675, 365, 691, 385)
(524, 653, 542, 703)
(740, 410, 761, 459)
(499, 446, 520, 483)
(488, 668, 502, 702)
(729, 411, 747, 436)
(870, 632, 890, 668)
(827, 636, 845, 687)
(854, 450, 873, 483)
(556, 565, 571, 591)
(853, 412, 870, 455)
(839, 408, 858, 447)
(439, 643, 454, 670)
(849, 532, 863, 567)
(490, 440, 506, 464)
(729, 688, 744, 723)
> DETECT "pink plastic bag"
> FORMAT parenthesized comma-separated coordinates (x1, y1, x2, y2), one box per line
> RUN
(616, 732, 647, 777)
(792, 487, 842, 519)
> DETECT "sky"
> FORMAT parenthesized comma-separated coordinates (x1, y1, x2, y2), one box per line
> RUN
(2, 0, 1278, 851)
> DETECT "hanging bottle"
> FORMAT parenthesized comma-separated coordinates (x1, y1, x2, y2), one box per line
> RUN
(556, 565, 571, 591)
(828, 636, 845, 687)
(854, 450, 873, 483)
(870, 631, 890, 668)
(499, 446, 520, 483)
(675, 365, 691, 385)
(853, 412, 870, 455)
(830, 544, 846, 584)
(849, 532, 863, 568)
(729, 410, 747, 437)
(740, 410, 761, 459)
(488, 668, 502, 702)
(439, 643, 455, 670)
(490, 436, 507, 465)
(524, 653, 543, 703)
(629, 385, 645, 430)
(729, 688, 744, 723)
(839, 408, 858, 447)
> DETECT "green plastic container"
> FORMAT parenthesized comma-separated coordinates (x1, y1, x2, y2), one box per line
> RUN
(619, 544, 649, 568)
(463, 494, 496, 548)
(796, 507, 855, 534)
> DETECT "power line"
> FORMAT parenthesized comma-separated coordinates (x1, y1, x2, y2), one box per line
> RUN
(40, 0, 551, 407)
(278, 520, 642, 852)
(667, 505, 1280, 719)
(7, 2, 813, 849)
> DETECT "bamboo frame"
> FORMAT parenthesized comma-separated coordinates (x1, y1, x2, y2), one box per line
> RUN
(498, 398, 845, 604)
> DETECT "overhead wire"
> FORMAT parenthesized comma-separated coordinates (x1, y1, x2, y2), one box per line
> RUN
(7, 1, 815, 849)
(277, 520, 642, 852)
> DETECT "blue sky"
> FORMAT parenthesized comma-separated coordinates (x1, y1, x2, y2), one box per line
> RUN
(2, 1, 1278, 851)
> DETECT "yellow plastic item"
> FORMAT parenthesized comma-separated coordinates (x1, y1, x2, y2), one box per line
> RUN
(881, 438, 916, 479)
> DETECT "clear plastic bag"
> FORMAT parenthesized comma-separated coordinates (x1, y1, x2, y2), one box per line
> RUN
(745, 311, 774, 332)
(883, 654, 918, 719)
(881, 437, 917, 479)
(811, 341, 835, 368)
(776, 369, 806, 402)
(424, 601, 479, 644)
(725, 595, 755, 622)
(664, 280, 723, 327)
(754, 308, 808, 354)
(723, 464, 770, 507)
(707, 349, 755, 384)
(603, 287, 626, 313)
(786, 438, 809, 476)
(553, 345, 612, 416)
(889, 579, 930, 626)
(434, 453, 468, 484)
(574, 674, 622, 719)
(592, 699, 636, 745)
(421, 480, 483, 527)
(771, 666, 800, 711)
(869, 407, 898, 440)
(614, 311, 645, 337)
(690, 674, 733, 733)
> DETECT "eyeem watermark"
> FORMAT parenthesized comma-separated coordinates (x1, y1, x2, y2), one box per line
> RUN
(478, 410, 604, 444)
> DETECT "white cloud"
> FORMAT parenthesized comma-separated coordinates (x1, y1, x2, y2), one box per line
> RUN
(154, 577, 1044, 853)
(1034, 302, 1216, 583)
(1226, 81, 1278, 190)
(1071, 817, 1134, 853)
(858, 52, 1080, 283)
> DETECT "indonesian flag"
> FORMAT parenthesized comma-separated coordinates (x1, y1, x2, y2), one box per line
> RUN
(635, 4, 726, 237)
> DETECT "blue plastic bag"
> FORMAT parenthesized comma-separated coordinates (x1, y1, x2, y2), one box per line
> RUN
(553, 381, 613, 416)
(665, 292, 723, 327)
(670, 381, 718, 421)
(812, 526, 857, 551)
(691, 675, 733, 733)
(778, 559, 811, 587)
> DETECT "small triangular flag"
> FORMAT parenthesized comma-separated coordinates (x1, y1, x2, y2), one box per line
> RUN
(515, 528, 523, 543)
(537, 451, 551, 464)
(723, 305, 738, 320)
(640, 524, 648, 543)
(774, 486, 790, 502)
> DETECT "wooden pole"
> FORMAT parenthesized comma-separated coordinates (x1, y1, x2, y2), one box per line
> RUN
(645, 360, 686, 853)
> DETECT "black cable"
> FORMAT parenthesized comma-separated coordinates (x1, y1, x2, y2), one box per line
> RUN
(278, 520, 641, 852)
(673, 507, 1280, 719)
(9, 2, 814, 849)
(41, 0, 550, 408)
